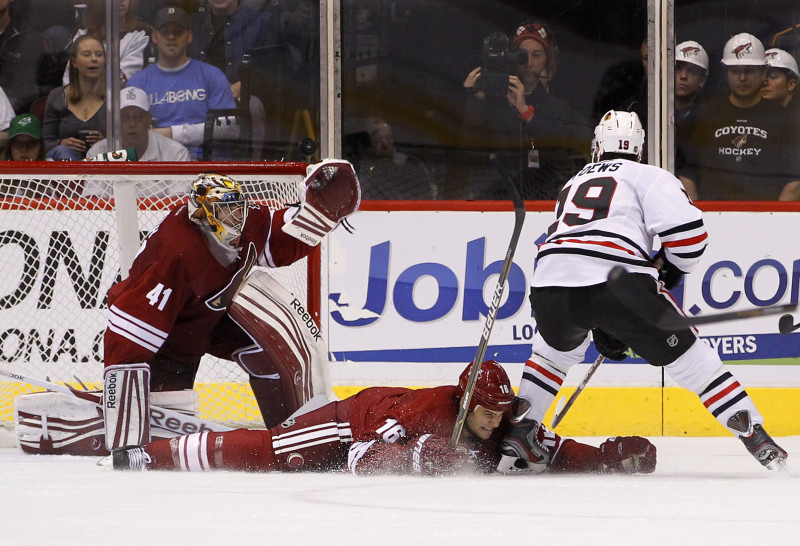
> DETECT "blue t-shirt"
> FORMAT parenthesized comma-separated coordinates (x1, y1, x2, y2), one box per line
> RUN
(128, 59, 235, 157)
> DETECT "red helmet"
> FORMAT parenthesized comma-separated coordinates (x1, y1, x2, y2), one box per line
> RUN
(455, 360, 514, 416)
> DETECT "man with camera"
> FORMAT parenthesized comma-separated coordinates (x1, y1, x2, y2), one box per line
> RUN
(462, 21, 591, 200)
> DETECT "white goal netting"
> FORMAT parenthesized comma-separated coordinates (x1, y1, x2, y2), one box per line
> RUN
(0, 161, 317, 434)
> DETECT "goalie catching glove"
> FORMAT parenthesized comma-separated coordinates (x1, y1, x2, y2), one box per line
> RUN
(282, 159, 361, 246)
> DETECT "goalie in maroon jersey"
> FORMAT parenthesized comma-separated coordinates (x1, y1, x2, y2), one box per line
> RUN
(110, 360, 657, 475)
(101, 159, 360, 451)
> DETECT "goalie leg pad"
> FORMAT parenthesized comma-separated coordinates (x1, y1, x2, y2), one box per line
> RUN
(15, 392, 107, 455)
(104, 363, 151, 450)
(149, 390, 200, 439)
(281, 159, 361, 246)
(229, 270, 331, 417)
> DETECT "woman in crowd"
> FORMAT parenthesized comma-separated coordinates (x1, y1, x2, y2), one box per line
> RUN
(44, 35, 107, 161)
(63, 0, 152, 85)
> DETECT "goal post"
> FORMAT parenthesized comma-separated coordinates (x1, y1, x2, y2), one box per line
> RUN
(0, 161, 320, 435)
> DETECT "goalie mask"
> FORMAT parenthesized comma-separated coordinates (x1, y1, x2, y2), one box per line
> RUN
(188, 173, 248, 249)
(455, 360, 514, 417)
(591, 110, 645, 162)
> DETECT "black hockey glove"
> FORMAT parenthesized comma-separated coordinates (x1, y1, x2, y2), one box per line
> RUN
(654, 248, 684, 290)
(591, 328, 629, 361)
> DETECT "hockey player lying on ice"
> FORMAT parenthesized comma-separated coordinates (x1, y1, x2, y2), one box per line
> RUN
(111, 360, 657, 476)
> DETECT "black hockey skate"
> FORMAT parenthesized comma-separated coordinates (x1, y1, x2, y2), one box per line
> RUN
(729, 410, 787, 471)
(112, 445, 152, 471)
(740, 424, 787, 471)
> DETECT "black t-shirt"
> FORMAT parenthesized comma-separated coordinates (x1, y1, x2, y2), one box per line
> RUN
(677, 95, 798, 200)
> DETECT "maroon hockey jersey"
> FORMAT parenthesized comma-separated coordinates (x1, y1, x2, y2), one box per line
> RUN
(104, 203, 313, 368)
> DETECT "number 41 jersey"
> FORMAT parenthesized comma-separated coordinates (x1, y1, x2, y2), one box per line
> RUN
(532, 158, 707, 288)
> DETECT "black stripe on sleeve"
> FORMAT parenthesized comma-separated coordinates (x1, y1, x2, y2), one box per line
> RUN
(658, 219, 705, 238)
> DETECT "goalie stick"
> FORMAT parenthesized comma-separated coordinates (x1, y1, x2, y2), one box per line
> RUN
(0, 367, 233, 433)
(607, 266, 797, 330)
(450, 155, 525, 448)
(550, 355, 604, 429)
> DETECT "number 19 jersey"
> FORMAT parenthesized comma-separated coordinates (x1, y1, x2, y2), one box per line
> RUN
(532, 158, 707, 288)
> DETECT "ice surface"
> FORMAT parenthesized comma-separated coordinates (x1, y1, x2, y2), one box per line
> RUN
(2, 436, 799, 545)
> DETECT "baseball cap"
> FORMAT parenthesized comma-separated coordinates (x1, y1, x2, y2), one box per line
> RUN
(676, 40, 709, 71)
(8, 113, 42, 140)
(154, 6, 189, 30)
(121, 87, 150, 112)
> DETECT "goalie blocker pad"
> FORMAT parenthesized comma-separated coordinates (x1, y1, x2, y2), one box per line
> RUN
(229, 269, 331, 420)
(282, 159, 361, 246)
(104, 363, 151, 450)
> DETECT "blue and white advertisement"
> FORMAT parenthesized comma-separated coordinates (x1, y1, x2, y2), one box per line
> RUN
(325, 207, 800, 385)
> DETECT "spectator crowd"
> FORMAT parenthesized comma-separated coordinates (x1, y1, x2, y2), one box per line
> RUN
(0, 1, 797, 202)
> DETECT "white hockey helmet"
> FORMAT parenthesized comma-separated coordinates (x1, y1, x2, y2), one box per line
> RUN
(676, 40, 709, 71)
(765, 48, 800, 80)
(720, 33, 766, 67)
(591, 110, 645, 162)
(188, 173, 249, 249)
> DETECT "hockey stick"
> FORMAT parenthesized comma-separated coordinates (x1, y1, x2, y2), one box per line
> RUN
(778, 314, 800, 335)
(451, 154, 526, 448)
(607, 266, 797, 330)
(550, 355, 604, 428)
(0, 367, 233, 433)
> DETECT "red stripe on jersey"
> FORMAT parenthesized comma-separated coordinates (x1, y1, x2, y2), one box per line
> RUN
(703, 381, 741, 408)
(662, 232, 708, 247)
(526, 361, 564, 385)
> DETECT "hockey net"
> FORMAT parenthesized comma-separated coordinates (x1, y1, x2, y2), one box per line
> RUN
(0, 161, 319, 441)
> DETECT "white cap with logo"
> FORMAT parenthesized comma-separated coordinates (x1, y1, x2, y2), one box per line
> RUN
(120, 87, 150, 112)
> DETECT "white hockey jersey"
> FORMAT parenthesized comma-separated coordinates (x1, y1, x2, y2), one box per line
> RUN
(532, 158, 707, 287)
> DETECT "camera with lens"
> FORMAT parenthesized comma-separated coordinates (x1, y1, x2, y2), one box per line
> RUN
(477, 32, 527, 98)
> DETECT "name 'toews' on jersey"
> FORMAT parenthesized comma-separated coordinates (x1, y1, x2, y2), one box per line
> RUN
(532, 159, 707, 287)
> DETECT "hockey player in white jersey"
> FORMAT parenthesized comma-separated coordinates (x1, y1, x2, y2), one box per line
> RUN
(501, 110, 787, 471)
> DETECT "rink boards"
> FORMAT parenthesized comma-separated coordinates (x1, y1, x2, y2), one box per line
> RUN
(3, 202, 798, 436)
(324, 203, 800, 436)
